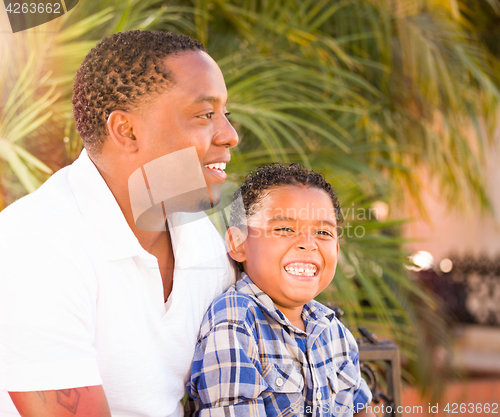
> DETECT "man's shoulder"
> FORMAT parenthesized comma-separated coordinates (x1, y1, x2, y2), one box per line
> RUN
(0, 166, 82, 246)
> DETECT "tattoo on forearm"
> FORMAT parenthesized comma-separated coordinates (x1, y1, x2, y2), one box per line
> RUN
(56, 389, 81, 414)
(36, 391, 47, 403)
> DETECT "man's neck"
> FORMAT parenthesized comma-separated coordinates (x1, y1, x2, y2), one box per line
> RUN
(93, 155, 175, 301)
(121, 198, 176, 303)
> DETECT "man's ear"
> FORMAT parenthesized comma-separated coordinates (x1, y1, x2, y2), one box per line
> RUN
(225, 226, 247, 263)
(107, 110, 138, 153)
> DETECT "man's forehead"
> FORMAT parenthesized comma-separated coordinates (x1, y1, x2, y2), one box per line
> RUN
(162, 51, 221, 81)
(160, 53, 228, 104)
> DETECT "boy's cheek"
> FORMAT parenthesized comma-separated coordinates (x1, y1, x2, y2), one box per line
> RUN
(247, 226, 264, 239)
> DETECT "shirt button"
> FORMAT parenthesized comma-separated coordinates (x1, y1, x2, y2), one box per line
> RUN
(316, 391, 322, 400)
(276, 378, 283, 387)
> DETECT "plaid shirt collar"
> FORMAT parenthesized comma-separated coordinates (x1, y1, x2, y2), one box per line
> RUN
(236, 272, 336, 333)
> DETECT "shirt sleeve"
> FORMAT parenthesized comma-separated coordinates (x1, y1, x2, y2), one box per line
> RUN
(0, 233, 101, 391)
(186, 320, 269, 416)
(353, 378, 372, 413)
(346, 329, 373, 412)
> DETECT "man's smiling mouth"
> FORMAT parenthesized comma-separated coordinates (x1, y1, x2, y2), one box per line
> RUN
(205, 162, 226, 172)
(284, 262, 318, 277)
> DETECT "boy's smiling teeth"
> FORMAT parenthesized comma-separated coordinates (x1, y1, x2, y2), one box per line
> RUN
(284, 262, 318, 277)
(205, 162, 226, 172)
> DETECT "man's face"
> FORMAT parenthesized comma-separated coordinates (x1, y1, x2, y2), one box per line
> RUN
(236, 185, 339, 318)
(131, 51, 238, 209)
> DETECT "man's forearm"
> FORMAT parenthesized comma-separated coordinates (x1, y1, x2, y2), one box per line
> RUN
(9, 386, 111, 417)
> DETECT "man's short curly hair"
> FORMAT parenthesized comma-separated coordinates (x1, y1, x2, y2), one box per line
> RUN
(72, 30, 205, 155)
(230, 163, 343, 231)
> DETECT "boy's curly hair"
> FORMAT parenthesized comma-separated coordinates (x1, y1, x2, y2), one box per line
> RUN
(72, 30, 205, 155)
(230, 163, 343, 230)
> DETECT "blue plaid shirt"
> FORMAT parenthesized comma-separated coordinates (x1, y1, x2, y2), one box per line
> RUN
(186, 273, 372, 416)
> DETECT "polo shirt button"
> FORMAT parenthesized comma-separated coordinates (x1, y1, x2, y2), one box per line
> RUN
(316, 391, 322, 400)
(276, 378, 283, 387)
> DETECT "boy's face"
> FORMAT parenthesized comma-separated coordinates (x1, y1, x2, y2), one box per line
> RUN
(230, 185, 339, 318)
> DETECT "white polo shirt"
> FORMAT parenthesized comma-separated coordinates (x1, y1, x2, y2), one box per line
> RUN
(0, 149, 236, 416)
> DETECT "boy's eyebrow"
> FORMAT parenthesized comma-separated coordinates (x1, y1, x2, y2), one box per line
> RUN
(268, 216, 296, 222)
(268, 217, 337, 228)
(315, 220, 337, 228)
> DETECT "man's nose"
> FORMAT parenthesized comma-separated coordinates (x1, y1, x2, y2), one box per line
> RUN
(214, 117, 239, 148)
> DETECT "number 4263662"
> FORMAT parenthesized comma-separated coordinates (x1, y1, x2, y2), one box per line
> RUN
(5, 3, 62, 14)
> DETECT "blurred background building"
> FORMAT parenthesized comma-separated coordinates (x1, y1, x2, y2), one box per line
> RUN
(401, 129, 500, 415)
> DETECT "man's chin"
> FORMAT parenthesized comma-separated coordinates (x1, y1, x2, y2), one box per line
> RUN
(159, 186, 221, 213)
(197, 185, 222, 211)
(207, 184, 222, 207)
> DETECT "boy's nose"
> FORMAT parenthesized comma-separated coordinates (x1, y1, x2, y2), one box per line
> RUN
(296, 234, 318, 251)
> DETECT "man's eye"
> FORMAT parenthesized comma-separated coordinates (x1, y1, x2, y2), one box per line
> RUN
(199, 112, 215, 120)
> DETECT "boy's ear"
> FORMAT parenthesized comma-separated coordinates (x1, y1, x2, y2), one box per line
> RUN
(225, 226, 247, 263)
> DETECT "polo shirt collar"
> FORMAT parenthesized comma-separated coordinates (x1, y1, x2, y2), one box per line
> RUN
(236, 272, 336, 330)
(68, 149, 151, 261)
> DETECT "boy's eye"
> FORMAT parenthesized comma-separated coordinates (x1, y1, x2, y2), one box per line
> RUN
(199, 112, 215, 120)
(224, 112, 231, 118)
(316, 230, 334, 237)
(274, 227, 294, 233)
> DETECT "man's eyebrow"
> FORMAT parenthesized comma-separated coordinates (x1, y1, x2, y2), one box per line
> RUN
(192, 95, 227, 105)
